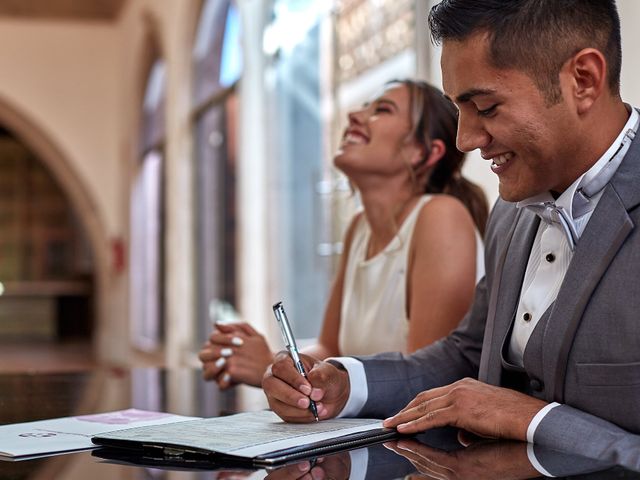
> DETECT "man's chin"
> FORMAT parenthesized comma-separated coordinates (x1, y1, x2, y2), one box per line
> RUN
(497, 185, 531, 203)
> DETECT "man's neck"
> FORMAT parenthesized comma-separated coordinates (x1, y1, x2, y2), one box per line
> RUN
(557, 99, 629, 194)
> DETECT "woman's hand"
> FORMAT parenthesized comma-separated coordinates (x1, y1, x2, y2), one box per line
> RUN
(198, 322, 274, 388)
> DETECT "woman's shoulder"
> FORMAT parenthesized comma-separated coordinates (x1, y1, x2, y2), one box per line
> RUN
(413, 194, 476, 243)
(418, 194, 474, 224)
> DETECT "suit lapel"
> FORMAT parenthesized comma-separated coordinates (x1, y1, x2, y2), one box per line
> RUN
(480, 209, 539, 385)
(540, 124, 640, 402)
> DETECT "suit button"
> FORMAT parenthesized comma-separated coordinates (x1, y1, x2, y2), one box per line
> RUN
(546, 253, 556, 262)
(523, 312, 532, 322)
(530, 378, 543, 392)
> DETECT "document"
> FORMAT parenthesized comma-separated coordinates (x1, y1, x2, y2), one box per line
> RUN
(92, 410, 396, 466)
(0, 409, 196, 460)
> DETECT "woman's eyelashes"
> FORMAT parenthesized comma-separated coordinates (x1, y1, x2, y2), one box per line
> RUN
(374, 105, 393, 114)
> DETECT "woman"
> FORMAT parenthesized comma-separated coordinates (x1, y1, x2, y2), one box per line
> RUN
(199, 79, 488, 388)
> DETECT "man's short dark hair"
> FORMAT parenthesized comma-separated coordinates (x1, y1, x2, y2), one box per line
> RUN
(428, 0, 622, 104)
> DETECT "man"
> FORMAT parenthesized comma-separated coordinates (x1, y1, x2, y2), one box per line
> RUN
(263, 0, 640, 462)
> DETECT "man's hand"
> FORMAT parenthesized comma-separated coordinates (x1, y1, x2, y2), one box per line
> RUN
(263, 352, 350, 423)
(383, 378, 547, 441)
(384, 439, 539, 480)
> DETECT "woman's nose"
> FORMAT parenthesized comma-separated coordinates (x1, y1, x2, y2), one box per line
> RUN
(347, 108, 366, 126)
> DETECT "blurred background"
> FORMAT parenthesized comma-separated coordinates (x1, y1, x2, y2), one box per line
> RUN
(0, 0, 639, 411)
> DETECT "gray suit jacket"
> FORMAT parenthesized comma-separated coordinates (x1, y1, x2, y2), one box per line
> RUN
(355, 116, 640, 467)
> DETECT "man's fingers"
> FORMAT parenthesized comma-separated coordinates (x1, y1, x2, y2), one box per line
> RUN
(270, 353, 314, 395)
(386, 401, 456, 434)
(398, 384, 453, 413)
(385, 393, 451, 429)
(263, 362, 313, 408)
(265, 393, 316, 423)
(400, 405, 456, 434)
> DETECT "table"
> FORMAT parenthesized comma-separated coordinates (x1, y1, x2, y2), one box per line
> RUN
(0, 367, 638, 479)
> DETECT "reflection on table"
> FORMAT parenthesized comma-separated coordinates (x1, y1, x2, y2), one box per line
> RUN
(1, 367, 639, 479)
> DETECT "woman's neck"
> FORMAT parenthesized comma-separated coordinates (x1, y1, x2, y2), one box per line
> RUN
(359, 188, 421, 259)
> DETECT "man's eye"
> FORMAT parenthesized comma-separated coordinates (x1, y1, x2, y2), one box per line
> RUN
(477, 104, 497, 117)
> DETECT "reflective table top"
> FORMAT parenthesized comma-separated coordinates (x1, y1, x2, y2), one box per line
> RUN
(1, 367, 639, 479)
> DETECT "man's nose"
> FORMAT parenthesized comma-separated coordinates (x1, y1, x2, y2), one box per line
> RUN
(456, 113, 491, 153)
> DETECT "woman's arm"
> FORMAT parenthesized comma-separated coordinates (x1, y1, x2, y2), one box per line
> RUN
(405, 195, 478, 352)
(301, 212, 363, 360)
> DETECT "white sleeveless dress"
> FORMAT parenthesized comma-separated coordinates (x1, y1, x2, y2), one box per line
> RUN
(337, 195, 485, 356)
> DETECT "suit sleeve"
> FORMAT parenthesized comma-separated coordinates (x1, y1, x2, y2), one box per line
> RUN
(534, 404, 640, 472)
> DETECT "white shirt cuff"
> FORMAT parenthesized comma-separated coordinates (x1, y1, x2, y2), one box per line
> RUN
(326, 357, 368, 417)
(525, 402, 560, 477)
(526, 443, 555, 477)
(348, 448, 369, 480)
(526, 401, 560, 443)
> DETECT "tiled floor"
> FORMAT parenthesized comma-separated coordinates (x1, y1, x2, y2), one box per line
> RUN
(0, 340, 96, 373)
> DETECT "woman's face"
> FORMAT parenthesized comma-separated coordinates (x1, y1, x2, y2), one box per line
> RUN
(334, 83, 423, 182)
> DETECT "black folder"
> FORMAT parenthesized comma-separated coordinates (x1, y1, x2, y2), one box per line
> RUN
(92, 410, 398, 467)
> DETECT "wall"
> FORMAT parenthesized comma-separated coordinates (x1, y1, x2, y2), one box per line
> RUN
(620, 0, 640, 108)
(0, 19, 124, 362)
(0, 21, 121, 233)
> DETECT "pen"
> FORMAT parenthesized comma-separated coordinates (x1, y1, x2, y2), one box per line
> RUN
(272, 301, 320, 422)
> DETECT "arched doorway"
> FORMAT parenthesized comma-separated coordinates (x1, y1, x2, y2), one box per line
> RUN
(0, 96, 108, 369)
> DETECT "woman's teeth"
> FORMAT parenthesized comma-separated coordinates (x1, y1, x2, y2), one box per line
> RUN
(344, 133, 367, 145)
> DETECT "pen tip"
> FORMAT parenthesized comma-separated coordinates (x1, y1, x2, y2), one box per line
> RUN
(314, 415, 319, 422)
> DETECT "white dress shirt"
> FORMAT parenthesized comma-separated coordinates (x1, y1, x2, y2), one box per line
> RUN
(331, 108, 639, 464)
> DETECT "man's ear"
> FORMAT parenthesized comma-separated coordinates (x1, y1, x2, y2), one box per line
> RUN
(564, 48, 607, 115)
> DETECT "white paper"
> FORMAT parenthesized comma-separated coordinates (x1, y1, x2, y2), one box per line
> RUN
(95, 410, 384, 457)
(0, 408, 198, 459)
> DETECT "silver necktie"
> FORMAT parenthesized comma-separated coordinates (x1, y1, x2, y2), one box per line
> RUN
(525, 202, 579, 250)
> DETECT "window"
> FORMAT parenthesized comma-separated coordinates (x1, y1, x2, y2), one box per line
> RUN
(193, 0, 241, 347)
(263, 0, 334, 338)
(130, 59, 166, 352)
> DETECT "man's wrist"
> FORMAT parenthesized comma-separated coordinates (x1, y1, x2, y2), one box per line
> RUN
(325, 357, 367, 417)
(326, 359, 350, 413)
(527, 402, 561, 443)
(327, 359, 347, 371)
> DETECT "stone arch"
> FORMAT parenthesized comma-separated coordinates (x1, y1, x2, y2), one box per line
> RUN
(0, 93, 109, 353)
